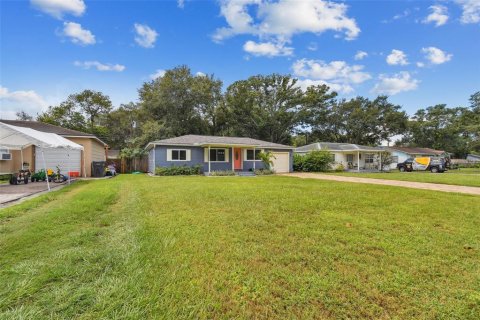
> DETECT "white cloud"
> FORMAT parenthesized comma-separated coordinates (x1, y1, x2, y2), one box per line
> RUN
(62, 22, 95, 45)
(421, 47, 452, 64)
(372, 72, 419, 95)
(134, 23, 158, 48)
(307, 42, 318, 51)
(243, 40, 293, 57)
(386, 49, 409, 65)
(213, 0, 360, 55)
(195, 72, 206, 77)
(0, 85, 48, 119)
(74, 61, 125, 72)
(354, 50, 368, 60)
(423, 5, 449, 26)
(416, 62, 425, 68)
(292, 59, 371, 93)
(455, 0, 480, 24)
(150, 69, 166, 80)
(31, 0, 85, 19)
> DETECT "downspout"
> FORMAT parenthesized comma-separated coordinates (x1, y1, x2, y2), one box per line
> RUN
(208, 145, 211, 174)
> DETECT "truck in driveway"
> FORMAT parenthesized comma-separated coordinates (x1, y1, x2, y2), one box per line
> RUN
(397, 157, 447, 173)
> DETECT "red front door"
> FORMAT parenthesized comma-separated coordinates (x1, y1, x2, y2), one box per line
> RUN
(234, 148, 242, 170)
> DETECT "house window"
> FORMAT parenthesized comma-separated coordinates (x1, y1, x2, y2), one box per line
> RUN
(171, 149, 187, 161)
(391, 156, 399, 163)
(0, 148, 11, 161)
(365, 153, 375, 164)
(346, 154, 354, 162)
(246, 149, 261, 161)
(330, 154, 336, 162)
(210, 148, 226, 162)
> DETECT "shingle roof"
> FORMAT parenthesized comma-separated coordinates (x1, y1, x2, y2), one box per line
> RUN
(148, 135, 293, 149)
(296, 142, 384, 153)
(388, 146, 446, 155)
(0, 120, 107, 145)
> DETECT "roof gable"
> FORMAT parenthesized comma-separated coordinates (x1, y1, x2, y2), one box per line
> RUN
(0, 120, 107, 145)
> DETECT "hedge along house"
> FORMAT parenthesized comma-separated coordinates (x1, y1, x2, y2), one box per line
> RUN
(295, 142, 386, 171)
(146, 135, 294, 174)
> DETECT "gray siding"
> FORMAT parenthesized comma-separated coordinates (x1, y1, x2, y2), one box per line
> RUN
(149, 145, 293, 173)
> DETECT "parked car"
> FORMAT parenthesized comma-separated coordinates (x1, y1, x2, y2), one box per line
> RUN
(397, 157, 446, 173)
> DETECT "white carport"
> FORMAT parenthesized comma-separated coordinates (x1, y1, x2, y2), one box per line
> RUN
(0, 122, 84, 191)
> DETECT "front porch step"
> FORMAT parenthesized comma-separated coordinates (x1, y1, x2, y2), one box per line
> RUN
(236, 171, 256, 176)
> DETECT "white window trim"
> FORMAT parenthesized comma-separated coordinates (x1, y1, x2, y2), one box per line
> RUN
(206, 148, 229, 163)
(364, 153, 375, 164)
(244, 148, 263, 161)
(167, 149, 190, 162)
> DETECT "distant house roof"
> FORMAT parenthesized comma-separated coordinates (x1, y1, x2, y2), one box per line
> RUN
(295, 142, 384, 153)
(0, 120, 107, 146)
(388, 146, 446, 155)
(146, 135, 293, 149)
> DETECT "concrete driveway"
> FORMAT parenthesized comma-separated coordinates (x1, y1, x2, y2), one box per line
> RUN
(284, 173, 480, 196)
(0, 181, 69, 205)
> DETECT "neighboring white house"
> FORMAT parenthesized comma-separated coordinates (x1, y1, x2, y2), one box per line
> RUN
(466, 154, 480, 163)
(295, 142, 385, 171)
(386, 147, 448, 170)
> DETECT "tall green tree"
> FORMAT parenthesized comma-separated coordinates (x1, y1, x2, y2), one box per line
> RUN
(224, 74, 303, 143)
(68, 90, 113, 131)
(138, 66, 223, 136)
(37, 101, 88, 132)
(15, 111, 33, 121)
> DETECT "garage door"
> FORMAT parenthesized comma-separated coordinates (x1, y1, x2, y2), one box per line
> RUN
(271, 152, 290, 173)
(35, 147, 81, 174)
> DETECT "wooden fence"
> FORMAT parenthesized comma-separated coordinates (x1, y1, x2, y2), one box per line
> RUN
(108, 156, 148, 173)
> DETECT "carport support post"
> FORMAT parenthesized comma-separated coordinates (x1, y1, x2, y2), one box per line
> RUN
(41, 149, 51, 191)
(357, 151, 360, 172)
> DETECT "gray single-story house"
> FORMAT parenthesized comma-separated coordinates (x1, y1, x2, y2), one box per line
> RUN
(145, 135, 294, 174)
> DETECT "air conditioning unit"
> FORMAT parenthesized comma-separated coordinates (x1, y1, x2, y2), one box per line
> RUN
(1, 153, 12, 160)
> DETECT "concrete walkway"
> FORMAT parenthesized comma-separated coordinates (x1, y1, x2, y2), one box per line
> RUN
(284, 173, 480, 196)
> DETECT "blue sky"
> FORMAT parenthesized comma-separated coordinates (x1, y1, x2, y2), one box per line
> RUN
(1, 0, 479, 120)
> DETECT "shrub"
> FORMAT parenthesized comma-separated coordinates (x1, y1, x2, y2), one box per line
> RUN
(334, 163, 345, 172)
(254, 168, 274, 175)
(293, 154, 305, 172)
(209, 170, 236, 176)
(155, 165, 202, 176)
(258, 151, 275, 170)
(301, 150, 335, 172)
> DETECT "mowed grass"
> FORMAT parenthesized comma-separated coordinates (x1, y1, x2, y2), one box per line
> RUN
(1, 175, 479, 319)
(327, 169, 480, 187)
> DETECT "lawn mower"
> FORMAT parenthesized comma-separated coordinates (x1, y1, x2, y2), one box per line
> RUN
(31, 169, 48, 182)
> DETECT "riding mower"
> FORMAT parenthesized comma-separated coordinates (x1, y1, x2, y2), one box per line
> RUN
(30, 169, 48, 182)
(9, 169, 31, 185)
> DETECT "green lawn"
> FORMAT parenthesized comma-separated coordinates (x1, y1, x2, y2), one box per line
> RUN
(326, 169, 480, 187)
(1, 175, 479, 319)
